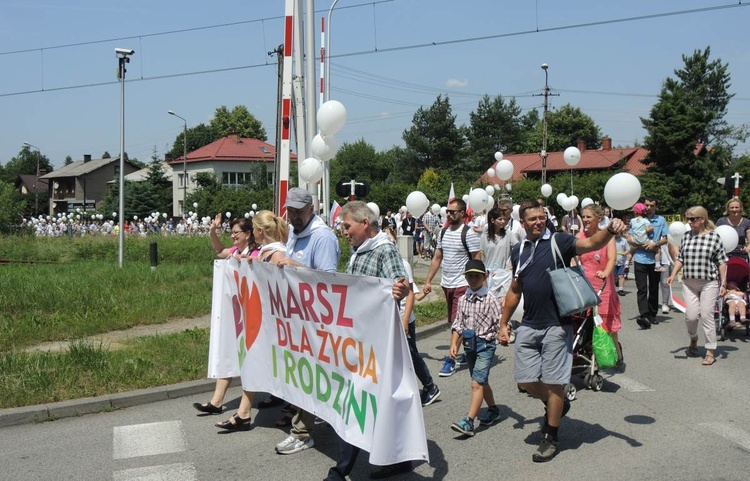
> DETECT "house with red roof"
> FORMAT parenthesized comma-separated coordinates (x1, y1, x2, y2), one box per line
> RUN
(480, 137, 651, 184)
(168, 134, 297, 216)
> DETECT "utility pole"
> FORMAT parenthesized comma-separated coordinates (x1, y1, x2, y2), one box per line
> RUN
(535, 63, 558, 185)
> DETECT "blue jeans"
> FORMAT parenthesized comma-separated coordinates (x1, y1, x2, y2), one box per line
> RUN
(407, 321, 434, 389)
(465, 338, 496, 385)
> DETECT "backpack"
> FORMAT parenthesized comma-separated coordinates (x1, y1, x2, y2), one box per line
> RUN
(440, 224, 471, 257)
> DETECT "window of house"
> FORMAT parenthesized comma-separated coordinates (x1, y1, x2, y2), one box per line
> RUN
(222, 171, 254, 187)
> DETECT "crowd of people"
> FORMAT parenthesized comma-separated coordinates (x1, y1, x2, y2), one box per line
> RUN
(185, 188, 748, 474)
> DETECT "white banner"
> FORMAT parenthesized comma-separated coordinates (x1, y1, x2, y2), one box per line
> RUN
(214, 259, 429, 465)
(207, 260, 240, 378)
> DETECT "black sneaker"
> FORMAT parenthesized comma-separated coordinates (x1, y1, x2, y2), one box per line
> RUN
(650, 317, 660, 325)
(421, 384, 441, 406)
(636, 317, 651, 329)
(532, 434, 559, 462)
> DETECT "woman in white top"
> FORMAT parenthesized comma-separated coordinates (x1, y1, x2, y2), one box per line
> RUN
(214, 211, 290, 431)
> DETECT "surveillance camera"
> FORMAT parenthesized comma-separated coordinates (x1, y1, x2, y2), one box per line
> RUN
(115, 48, 135, 56)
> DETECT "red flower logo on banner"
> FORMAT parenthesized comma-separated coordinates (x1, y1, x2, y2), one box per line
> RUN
(233, 270, 263, 351)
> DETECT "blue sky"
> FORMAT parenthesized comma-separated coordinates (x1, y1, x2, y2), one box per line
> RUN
(1, 0, 748, 169)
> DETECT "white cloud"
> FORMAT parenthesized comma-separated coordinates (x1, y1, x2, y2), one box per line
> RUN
(445, 78, 468, 88)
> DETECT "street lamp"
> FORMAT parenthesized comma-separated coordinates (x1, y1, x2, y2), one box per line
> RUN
(168, 110, 188, 218)
(116, 47, 135, 268)
(23, 142, 41, 214)
(540, 63, 550, 186)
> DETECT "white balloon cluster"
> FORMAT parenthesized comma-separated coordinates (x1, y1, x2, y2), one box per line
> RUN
(556, 193, 579, 212)
(300, 100, 348, 185)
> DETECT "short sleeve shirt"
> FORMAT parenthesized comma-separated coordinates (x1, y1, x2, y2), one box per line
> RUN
(633, 214, 668, 265)
(436, 225, 481, 288)
(676, 231, 728, 281)
(510, 231, 577, 328)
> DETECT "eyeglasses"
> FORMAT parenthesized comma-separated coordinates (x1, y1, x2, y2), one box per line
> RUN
(446, 209, 464, 215)
(231, 230, 243, 235)
(686, 217, 701, 222)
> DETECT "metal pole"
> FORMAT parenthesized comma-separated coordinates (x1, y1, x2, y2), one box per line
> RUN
(118, 57, 126, 268)
(116, 48, 134, 268)
(322, 0, 339, 223)
(168, 110, 188, 217)
(541, 63, 549, 186)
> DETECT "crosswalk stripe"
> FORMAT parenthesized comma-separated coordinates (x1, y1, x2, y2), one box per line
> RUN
(700, 422, 750, 452)
(113, 421, 187, 460)
(113, 462, 197, 481)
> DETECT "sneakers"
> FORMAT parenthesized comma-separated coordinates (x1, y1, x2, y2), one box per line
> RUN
(450, 416, 475, 436)
(438, 356, 456, 377)
(532, 434, 559, 462)
(421, 384, 441, 406)
(455, 353, 467, 367)
(478, 406, 501, 426)
(661, 304, 670, 314)
(618, 289, 625, 296)
(636, 317, 651, 329)
(275, 435, 314, 455)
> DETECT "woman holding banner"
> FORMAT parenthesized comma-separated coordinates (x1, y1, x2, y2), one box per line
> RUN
(193, 214, 257, 418)
(214, 210, 290, 432)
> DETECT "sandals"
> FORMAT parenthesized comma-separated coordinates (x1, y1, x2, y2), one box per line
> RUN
(258, 395, 283, 409)
(215, 413, 252, 431)
(192, 401, 222, 414)
(702, 354, 716, 366)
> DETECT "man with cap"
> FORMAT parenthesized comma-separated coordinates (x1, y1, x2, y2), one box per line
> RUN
(274, 186, 340, 455)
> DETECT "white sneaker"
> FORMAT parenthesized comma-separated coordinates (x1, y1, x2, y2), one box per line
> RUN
(661, 304, 669, 314)
(275, 435, 314, 455)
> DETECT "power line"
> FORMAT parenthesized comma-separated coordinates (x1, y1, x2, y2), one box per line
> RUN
(0, 2, 747, 99)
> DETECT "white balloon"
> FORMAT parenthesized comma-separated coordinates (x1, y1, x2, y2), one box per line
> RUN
(496, 159, 514, 180)
(604, 173, 641, 210)
(311, 133, 338, 161)
(669, 221, 688, 238)
(405, 191, 429, 217)
(512, 204, 520, 221)
(366, 202, 380, 219)
(299, 157, 325, 184)
(244, 212, 250, 218)
(562, 198, 574, 212)
(715, 225, 739, 253)
(494, 151, 503, 162)
(133, 215, 137, 220)
(400, 205, 408, 213)
(431, 203, 441, 215)
(162, 213, 167, 218)
(485, 185, 495, 196)
(667, 233, 681, 247)
(541, 184, 553, 198)
(564, 146, 581, 166)
(440, 206, 447, 216)
(556, 193, 568, 208)
(487, 196, 495, 209)
(581, 197, 594, 208)
(493, 184, 500, 191)
(193, 202, 198, 208)
(112, 212, 117, 217)
(568, 195, 579, 210)
(462, 194, 469, 203)
(486, 168, 495, 178)
(250, 210, 255, 216)
(468, 188, 489, 213)
(317, 100, 347, 135)
(505, 183, 512, 192)
(252, 204, 257, 210)
(225, 211, 231, 219)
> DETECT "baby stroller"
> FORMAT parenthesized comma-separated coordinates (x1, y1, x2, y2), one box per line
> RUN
(563, 280, 607, 402)
(716, 256, 750, 341)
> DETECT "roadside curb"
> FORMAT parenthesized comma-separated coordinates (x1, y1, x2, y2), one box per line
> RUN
(0, 322, 446, 429)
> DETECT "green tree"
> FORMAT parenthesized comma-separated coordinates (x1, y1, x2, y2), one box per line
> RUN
(642, 47, 742, 210)
(330, 139, 388, 185)
(527, 104, 602, 152)
(64, 155, 73, 166)
(0, 146, 54, 184)
(0, 180, 27, 233)
(211, 105, 267, 141)
(169, 123, 217, 160)
(402, 95, 465, 174)
(102, 151, 111, 159)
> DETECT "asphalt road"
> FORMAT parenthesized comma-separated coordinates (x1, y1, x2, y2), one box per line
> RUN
(3, 278, 750, 481)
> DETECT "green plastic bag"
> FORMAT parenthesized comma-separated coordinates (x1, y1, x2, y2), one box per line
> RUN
(592, 325, 618, 368)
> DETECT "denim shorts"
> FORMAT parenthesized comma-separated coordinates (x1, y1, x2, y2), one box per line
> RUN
(614, 264, 625, 277)
(465, 338, 496, 385)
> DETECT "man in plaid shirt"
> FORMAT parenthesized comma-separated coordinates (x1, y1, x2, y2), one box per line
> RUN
(325, 200, 414, 481)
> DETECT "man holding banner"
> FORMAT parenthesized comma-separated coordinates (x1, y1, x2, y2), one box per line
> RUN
(324, 200, 421, 480)
(275, 187, 341, 455)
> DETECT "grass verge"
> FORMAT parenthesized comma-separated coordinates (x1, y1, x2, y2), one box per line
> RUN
(0, 328, 209, 409)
